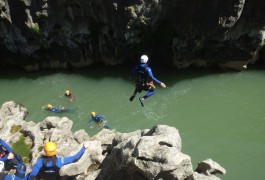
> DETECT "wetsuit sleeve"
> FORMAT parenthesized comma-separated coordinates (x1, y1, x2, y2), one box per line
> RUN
(0, 173, 7, 179)
(146, 67, 161, 84)
(28, 159, 43, 179)
(96, 115, 105, 120)
(0, 155, 7, 162)
(0, 139, 12, 161)
(88, 117, 93, 126)
(3, 174, 15, 180)
(57, 147, 86, 168)
(51, 108, 62, 113)
(0, 139, 12, 153)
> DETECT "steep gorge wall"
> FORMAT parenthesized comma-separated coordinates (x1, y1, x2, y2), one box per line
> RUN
(0, 0, 264, 70)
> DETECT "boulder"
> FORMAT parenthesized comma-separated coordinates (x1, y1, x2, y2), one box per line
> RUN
(195, 159, 226, 175)
(187, 172, 221, 180)
(97, 125, 193, 180)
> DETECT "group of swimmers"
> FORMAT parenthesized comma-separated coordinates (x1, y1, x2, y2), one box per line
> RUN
(45, 90, 74, 113)
(45, 90, 111, 130)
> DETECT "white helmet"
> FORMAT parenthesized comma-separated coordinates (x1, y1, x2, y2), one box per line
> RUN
(140, 55, 148, 63)
(0, 161, 4, 172)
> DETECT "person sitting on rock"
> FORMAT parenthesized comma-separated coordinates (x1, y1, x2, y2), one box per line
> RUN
(0, 139, 22, 171)
(46, 104, 65, 113)
(64, 90, 74, 102)
(28, 141, 90, 180)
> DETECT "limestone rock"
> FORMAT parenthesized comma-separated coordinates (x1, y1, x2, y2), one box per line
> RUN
(97, 125, 193, 180)
(0, 0, 264, 70)
(0, 101, 226, 179)
(195, 159, 226, 175)
(187, 172, 221, 180)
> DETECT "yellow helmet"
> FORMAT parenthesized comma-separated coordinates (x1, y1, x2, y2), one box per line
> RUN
(44, 142, 56, 156)
(91, 112, 96, 116)
(47, 104, 52, 108)
(65, 90, 70, 95)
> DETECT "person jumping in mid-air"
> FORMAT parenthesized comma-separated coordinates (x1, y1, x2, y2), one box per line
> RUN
(129, 54, 166, 107)
(88, 112, 111, 129)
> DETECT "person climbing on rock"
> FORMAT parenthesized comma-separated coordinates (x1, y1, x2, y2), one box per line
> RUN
(28, 141, 90, 180)
(129, 54, 166, 107)
(88, 112, 111, 129)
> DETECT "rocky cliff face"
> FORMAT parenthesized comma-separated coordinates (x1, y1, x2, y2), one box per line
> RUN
(0, 0, 264, 70)
(0, 101, 226, 179)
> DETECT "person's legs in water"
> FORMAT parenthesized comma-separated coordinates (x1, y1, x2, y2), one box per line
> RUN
(103, 124, 111, 129)
(101, 120, 111, 130)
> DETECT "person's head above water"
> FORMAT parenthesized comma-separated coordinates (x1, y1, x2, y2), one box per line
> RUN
(65, 90, 70, 95)
(47, 104, 52, 109)
(91, 112, 96, 116)
(44, 141, 56, 157)
(140, 55, 148, 64)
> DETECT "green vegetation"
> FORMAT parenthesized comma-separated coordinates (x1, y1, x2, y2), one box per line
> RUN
(10, 125, 22, 134)
(31, 23, 40, 34)
(38, 146, 43, 152)
(11, 136, 31, 163)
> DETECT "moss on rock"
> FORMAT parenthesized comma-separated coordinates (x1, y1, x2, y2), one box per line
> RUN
(11, 136, 31, 163)
(10, 125, 22, 134)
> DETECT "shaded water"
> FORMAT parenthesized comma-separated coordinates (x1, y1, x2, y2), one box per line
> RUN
(0, 65, 264, 180)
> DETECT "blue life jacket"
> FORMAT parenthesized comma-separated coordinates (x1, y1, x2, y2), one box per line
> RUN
(39, 156, 60, 180)
(92, 116, 103, 124)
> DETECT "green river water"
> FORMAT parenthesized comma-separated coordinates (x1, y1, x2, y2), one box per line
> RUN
(0, 65, 264, 180)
